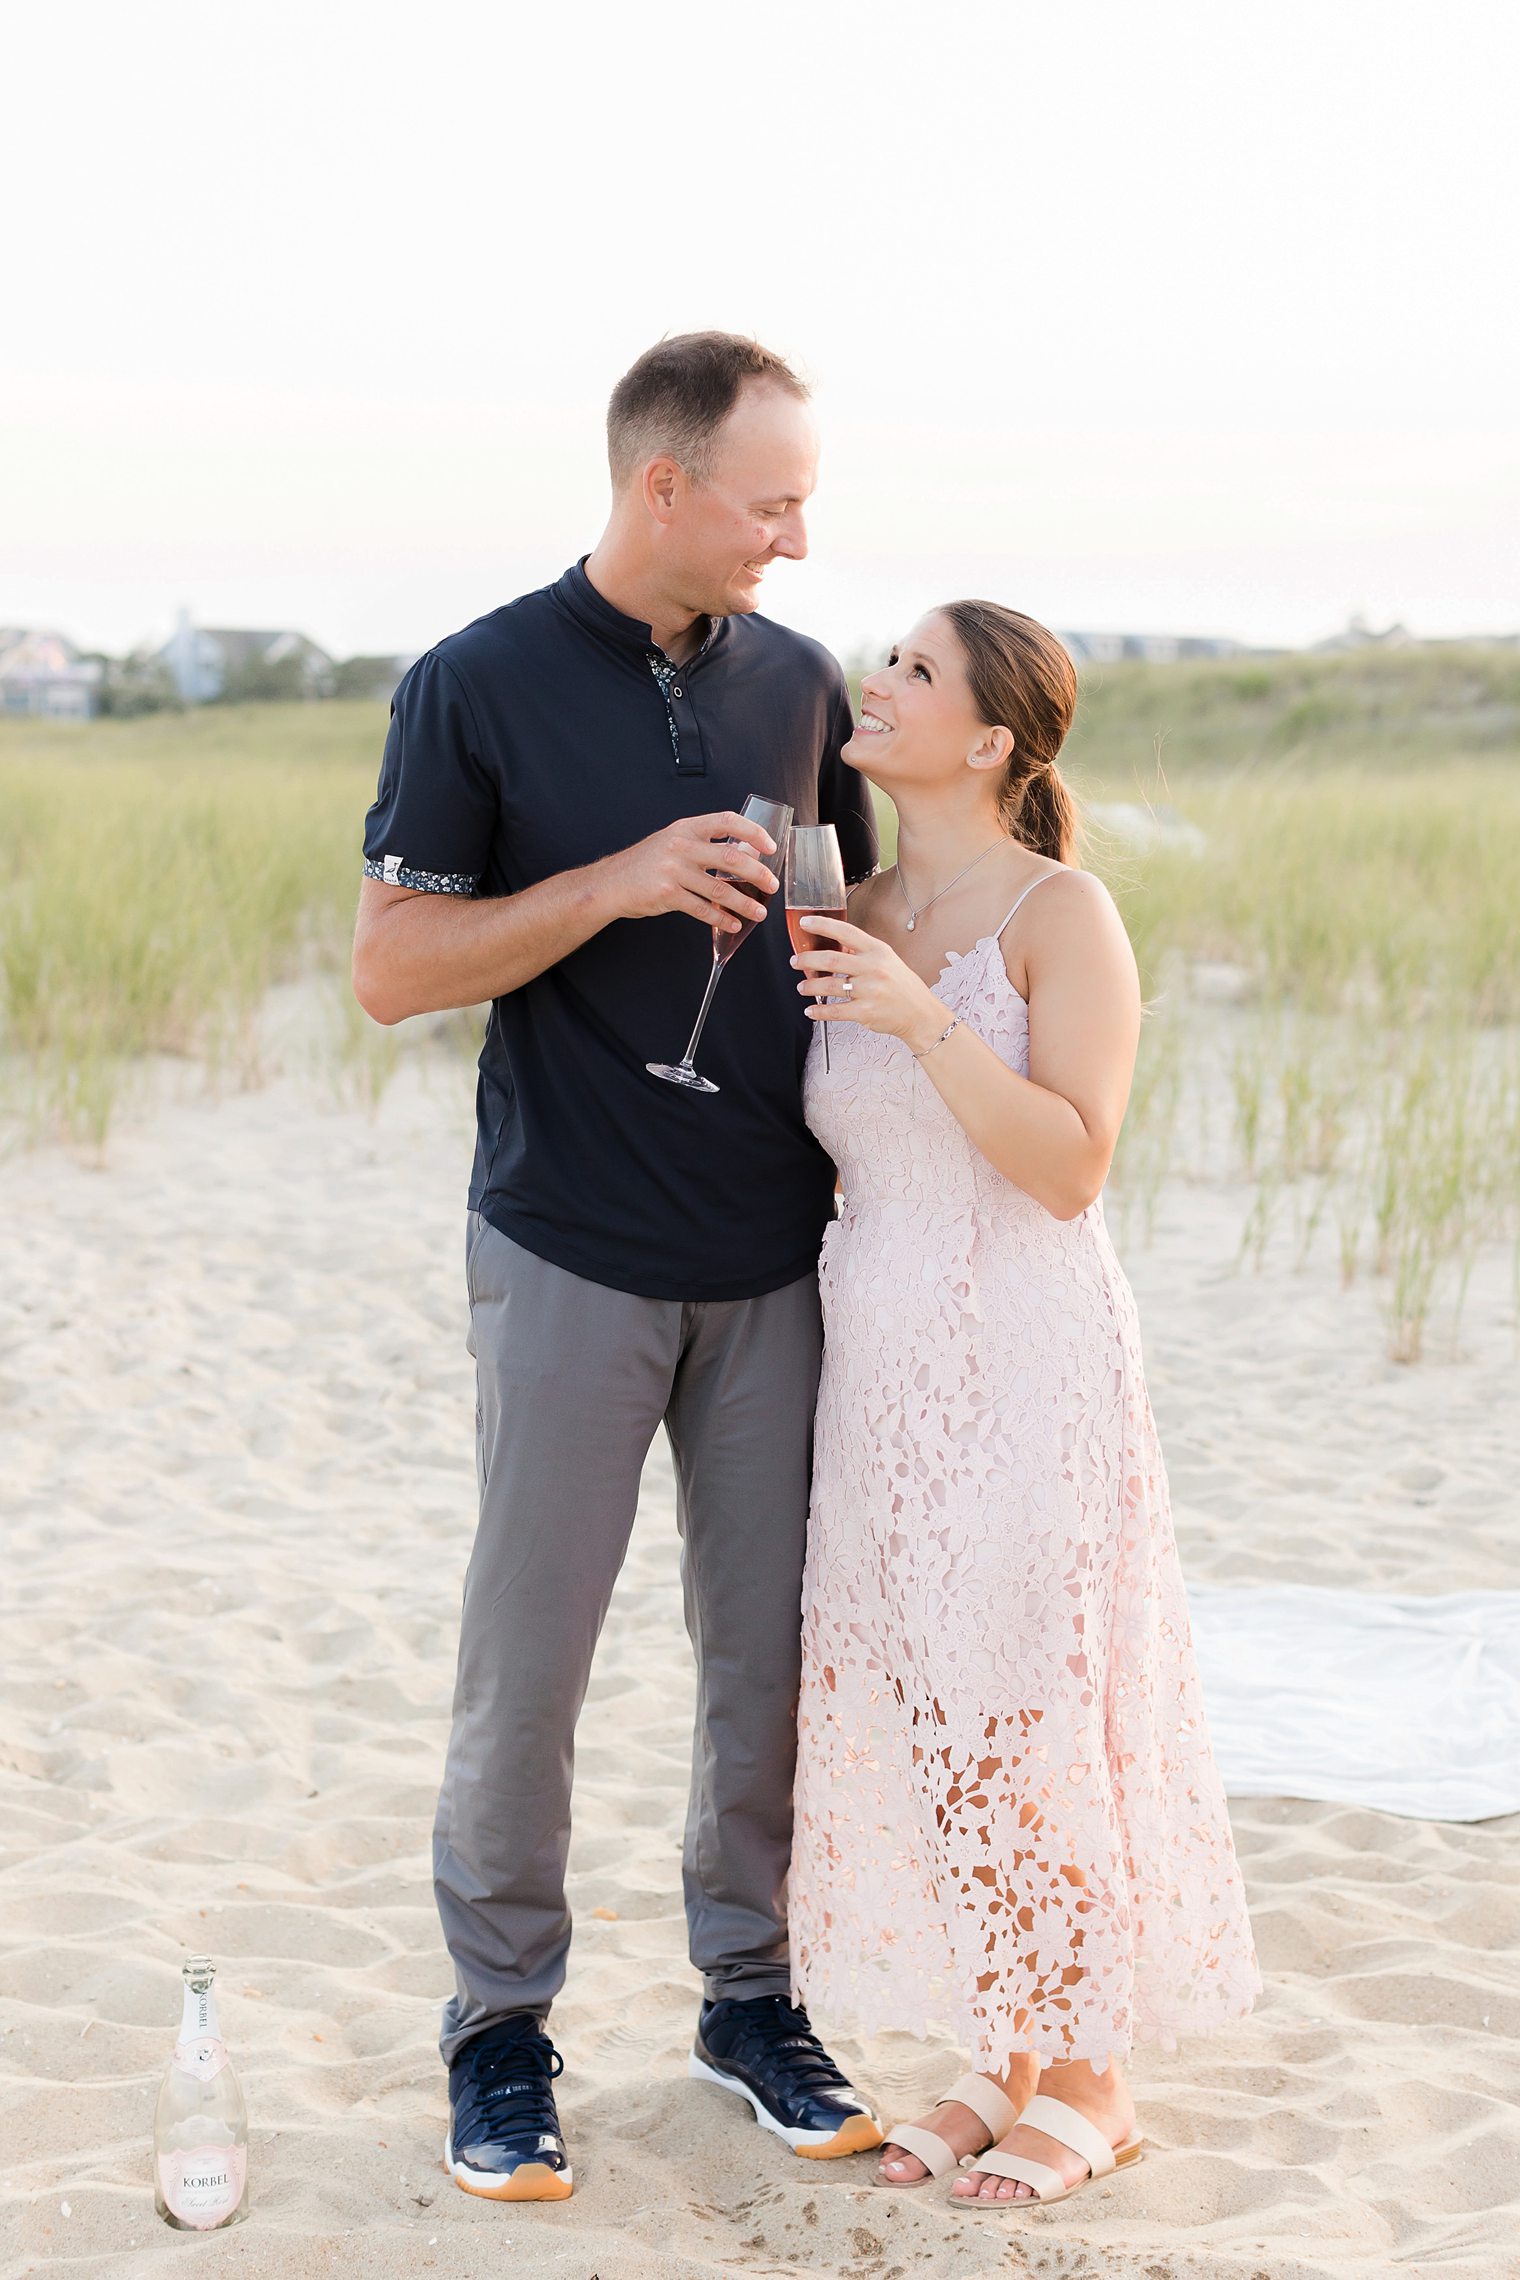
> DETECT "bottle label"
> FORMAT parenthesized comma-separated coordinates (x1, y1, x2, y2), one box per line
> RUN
(172, 2036, 231, 2084)
(159, 2143, 246, 2227)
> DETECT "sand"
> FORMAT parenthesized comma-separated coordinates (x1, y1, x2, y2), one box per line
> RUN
(3, 1027, 1519, 2280)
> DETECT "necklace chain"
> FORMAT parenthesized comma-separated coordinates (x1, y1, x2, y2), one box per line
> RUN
(895, 840, 1005, 932)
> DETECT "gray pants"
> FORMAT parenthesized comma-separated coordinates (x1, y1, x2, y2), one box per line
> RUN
(433, 1214, 823, 2063)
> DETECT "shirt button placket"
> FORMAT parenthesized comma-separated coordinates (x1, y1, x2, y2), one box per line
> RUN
(648, 649, 703, 775)
(669, 676, 705, 777)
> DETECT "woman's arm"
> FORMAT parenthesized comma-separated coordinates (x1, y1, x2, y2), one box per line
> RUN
(793, 873, 1140, 1222)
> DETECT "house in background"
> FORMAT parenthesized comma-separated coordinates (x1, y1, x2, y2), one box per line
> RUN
(160, 609, 335, 702)
(0, 628, 103, 718)
(1059, 630, 1250, 665)
(1311, 614, 1415, 654)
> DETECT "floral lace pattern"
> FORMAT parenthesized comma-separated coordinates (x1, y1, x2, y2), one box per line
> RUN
(789, 931, 1260, 2073)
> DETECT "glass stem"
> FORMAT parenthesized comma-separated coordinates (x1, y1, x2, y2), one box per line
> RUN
(679, 955, 725, 1070)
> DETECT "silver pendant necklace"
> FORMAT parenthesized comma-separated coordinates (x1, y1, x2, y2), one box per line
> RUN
(896, 840, 1004, 931)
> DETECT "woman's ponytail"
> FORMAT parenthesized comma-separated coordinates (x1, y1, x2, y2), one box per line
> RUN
(939, 600, 1081, 865)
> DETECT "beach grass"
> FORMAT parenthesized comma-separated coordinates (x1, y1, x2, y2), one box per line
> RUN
(1088, 764, 1520, 1359)
(1057, 651, 1519, 1357)
(4, 680, 1517, 1358)
(0, 703, 383, 1144)
(1060, 641, 1520, 776)
(1087, 767, 1520, 1023)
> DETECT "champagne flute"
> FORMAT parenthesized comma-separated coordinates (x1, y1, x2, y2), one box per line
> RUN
(646, 794, 793, 1095)
(784, 823, 848, 1074)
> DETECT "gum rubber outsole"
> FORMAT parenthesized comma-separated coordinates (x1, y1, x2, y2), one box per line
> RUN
(444, 2135, 574, 2201)
(687, 2053, 884, 2160)
(793, 2111, 888, 2161)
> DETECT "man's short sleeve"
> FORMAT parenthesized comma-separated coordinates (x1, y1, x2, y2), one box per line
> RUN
(362, 651, 497, 894)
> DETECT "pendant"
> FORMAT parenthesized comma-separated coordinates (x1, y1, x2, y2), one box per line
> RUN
(906, 914, 916, 931)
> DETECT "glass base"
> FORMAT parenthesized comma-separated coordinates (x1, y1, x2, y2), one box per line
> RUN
(646, 1060, 719, 1095)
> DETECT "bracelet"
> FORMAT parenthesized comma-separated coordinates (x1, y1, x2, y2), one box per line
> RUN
(912, 1016, 961, 1059)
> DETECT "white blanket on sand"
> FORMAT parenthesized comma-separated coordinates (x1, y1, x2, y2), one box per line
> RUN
(1187, 1584, 1520, 1823)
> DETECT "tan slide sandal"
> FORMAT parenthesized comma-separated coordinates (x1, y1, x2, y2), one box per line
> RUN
(958, 2091, 1145, 2208)
(877, 2072, 1019, 2187)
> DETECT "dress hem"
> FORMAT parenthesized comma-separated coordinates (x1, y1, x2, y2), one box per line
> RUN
(790, 1968, 1262, 2077)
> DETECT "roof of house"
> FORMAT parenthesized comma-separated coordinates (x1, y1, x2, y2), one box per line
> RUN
(184, 628, 335, 668)
(0, 628, 100, 682)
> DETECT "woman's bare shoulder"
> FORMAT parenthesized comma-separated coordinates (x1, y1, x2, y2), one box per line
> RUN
(1004, 865, 1135, 986)
(1017, 864, 1123, 932)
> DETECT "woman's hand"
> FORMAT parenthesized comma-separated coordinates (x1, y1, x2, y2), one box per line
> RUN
(792, 916, 946, 1054)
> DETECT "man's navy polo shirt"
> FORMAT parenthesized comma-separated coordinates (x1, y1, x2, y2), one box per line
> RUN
(362, 560, 878, 1301)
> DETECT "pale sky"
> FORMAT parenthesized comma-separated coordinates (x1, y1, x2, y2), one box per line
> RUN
(5, 0, 1517, 663)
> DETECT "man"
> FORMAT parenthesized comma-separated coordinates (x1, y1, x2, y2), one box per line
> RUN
(353, 332, 881, 2202)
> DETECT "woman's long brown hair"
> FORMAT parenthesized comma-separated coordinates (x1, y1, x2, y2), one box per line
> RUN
(939, 600, 1080, 864)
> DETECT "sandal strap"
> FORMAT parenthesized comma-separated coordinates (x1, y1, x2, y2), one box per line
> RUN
(1018, 2094, 1118, 2180)
(880, 2121, 961, 2179)
(973, 2149, 1068, 2201)
(940, 2072, 1019, 2142)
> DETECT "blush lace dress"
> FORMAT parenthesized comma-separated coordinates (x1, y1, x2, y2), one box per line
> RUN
(789, 880, 1260, 2075)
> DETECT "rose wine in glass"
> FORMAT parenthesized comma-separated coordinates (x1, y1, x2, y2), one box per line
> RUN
(783, 907, 848, 956)
(646, 795, 793, 1095)
(711, 885, 767, 965)
(784, 824, 849, 1073)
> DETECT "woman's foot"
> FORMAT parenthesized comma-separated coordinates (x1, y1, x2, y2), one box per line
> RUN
(877, 2059, 1036, 2185)
(952, 2060, 1136, 2204)
(878, 2093, 990, 2184)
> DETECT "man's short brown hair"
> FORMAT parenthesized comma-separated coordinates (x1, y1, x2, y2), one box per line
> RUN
(606, 331, 808, 488)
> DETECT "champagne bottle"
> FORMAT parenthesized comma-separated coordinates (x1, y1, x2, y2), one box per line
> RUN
(153, 1957, 249, 2230)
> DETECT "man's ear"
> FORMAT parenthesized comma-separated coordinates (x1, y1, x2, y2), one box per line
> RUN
(642, 456, 683, 525)
(967, 727, 1014, 775)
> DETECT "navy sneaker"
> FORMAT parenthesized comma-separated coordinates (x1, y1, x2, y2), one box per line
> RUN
(444, 2014, 572, 2201)
(690, 1994, 883, 2159)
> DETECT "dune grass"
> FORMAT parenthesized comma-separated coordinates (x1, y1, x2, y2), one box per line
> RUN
(1086, 766, 1520, 1024)
(0, 704, 383, 1144)
(1084, 763, 1520, 1361)
(4, 682, 1517, 1359)
(1062, 642, 1520, 777)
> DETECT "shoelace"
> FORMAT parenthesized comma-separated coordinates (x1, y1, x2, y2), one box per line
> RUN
(721, 1998, 851, 2099)
(464, 2023, 565, 2147)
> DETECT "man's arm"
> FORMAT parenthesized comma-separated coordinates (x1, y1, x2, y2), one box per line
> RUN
(351, 809, 779, 1026)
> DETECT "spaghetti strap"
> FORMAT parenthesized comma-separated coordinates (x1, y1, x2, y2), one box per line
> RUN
(994, 868, 1062, 940)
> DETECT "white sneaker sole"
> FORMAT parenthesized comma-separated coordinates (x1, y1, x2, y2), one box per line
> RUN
(443, 2131, 573, 2201)
(687, 2054, 883, 2160)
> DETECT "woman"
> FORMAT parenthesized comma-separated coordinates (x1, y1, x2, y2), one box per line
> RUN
(787, 601, 1259, 2209)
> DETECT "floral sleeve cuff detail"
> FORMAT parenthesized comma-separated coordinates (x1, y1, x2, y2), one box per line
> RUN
(363, 854, 479, 896)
